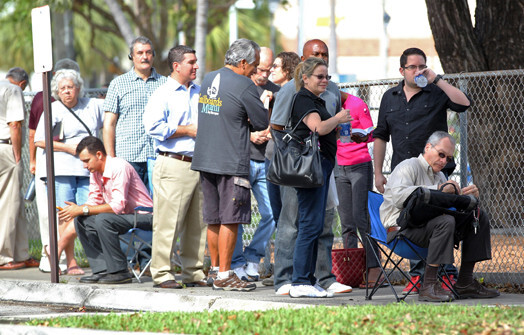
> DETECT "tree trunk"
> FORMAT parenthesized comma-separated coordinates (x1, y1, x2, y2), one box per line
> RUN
(426, 0, 524, 229)
(195, 0, 209, 84)
(104, 0, 135, 44)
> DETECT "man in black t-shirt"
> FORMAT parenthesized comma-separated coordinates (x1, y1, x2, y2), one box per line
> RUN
(192, 39, 270, 291)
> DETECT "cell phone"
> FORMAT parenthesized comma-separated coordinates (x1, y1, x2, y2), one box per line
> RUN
(56, 206, 63, 211)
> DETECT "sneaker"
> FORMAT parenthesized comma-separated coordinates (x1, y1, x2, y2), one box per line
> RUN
(453, 279, 500, 299)
(233, 266, 254, 282)
(441, 275, 456, 292)
(262, 275, 274, 286)
(403, 275, 421, 295)
(275, 283, 292, 295)
(289, 285, 327, 298)
(314, 283, 333, 298)
(327, 281, 352, 294)
(39, 255, 51, 273)
(213, 274, 256, 292)
(206, 269, 217, 287)
(245, 262, 260, 281)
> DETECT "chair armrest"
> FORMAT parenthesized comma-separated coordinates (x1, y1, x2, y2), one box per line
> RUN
(134, 206, 153, 213)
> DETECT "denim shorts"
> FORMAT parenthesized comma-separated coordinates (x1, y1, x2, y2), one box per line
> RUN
(54, 176, 90, 208)
(200, 172, 251, 225)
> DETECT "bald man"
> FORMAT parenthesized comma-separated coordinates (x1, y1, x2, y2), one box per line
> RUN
(231, 47, 280, 282)
(269, 39, 352, 296)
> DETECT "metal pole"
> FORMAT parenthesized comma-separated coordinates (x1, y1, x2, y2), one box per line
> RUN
(229, 4, 237, 46)
(42, 71, 59, 283)
(458, 77, 469, 188)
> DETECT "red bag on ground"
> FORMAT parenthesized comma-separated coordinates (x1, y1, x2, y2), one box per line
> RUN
(331, 238, 366, 288)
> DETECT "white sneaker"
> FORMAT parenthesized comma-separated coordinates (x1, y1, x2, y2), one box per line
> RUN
(327, 281, 353, 294)
(290, 284, 328, 298)
(314, 283, 333, 298)
(39, 255, 51, 273)
(275, 283, 292, 295)
(245, 262, 260, 281)
(233, 266, 254, 282)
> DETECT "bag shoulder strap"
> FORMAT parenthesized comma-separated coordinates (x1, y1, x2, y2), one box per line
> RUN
(285, 93, 318, 135)
(60, 101, 93, 137)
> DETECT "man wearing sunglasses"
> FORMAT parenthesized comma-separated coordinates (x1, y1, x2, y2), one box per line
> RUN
(380, 131, 499, 302)
(373, 47, 471, 294)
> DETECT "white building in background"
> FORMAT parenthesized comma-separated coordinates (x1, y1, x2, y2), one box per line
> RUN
(272, 0, 474, 82)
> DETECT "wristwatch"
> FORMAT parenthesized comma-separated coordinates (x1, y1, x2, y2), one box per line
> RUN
(83, 206, 90, 216)
(433, 74, 443, 85)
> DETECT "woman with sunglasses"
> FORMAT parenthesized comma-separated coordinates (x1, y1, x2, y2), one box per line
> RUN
(287, 57, 352, 298)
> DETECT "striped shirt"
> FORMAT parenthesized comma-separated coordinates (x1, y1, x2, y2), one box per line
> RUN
(103, 68, 167, 163)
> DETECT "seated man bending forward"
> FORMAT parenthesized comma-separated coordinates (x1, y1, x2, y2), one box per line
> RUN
(380, 130, 499, 302)
(59, 136, 153, 284)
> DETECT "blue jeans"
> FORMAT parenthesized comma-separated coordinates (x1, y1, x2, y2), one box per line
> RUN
(292, 156, 333, 285)
(232, 160, 276, 269)
(54, 176, 90, 208)
(273, 155, 337, 288)
(129, 161, 148, 189)
(265, 158, 281, 224)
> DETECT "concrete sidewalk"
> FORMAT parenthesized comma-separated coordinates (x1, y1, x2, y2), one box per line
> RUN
(1, 266, 522, 316)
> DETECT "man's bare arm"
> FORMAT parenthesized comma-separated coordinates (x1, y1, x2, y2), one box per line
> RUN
(103, 112, 119, 157)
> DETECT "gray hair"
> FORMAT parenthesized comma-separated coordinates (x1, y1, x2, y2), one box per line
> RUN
(224, 38, 260, 67)
(294, 57, 328, 91)
(54, 58, 80, 73)
(426, 131, 456, 147)
(6, 67, 29, 83)
(51, 69, 85, 101)
(129, 36, 155, 58)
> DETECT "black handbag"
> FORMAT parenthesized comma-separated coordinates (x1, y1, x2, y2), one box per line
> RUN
(397, 183, 479, 241)
(266, 95, 324, 188)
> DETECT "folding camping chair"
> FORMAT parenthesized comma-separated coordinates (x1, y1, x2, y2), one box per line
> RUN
(119, 157, 183, 283)
(365, 191, 457, 302)
(120, 206, 153, 283)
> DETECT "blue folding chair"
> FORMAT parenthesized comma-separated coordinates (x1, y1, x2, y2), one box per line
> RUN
(118, 157, 156, 283)
(365, 191, 456, 301)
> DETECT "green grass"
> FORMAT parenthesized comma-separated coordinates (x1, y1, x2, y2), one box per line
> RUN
(26, 304, 523, 334)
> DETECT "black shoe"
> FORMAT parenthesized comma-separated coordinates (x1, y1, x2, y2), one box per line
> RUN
(80, 272, 108, 283)
(453, 279, 500, 299)
(419, 283, 454, 302)
(98, 270, 132, 284)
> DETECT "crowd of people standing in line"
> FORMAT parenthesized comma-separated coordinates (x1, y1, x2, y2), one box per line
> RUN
(0, 35, 499, 301)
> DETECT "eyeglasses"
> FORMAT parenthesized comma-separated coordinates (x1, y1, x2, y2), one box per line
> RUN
(403, 65, 428, 71)
(431, 146, 453, 163)
(311, 74, 331, 81)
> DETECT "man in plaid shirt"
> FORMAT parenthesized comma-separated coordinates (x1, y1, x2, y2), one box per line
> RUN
(103, 36, 167, 186)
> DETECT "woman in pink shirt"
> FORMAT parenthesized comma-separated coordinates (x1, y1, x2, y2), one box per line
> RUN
(335, 94, 381, 287)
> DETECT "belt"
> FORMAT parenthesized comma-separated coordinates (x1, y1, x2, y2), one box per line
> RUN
(0, 139, 12, 145)
(158, 151, 192, 162)
(387, 226, 401, 234)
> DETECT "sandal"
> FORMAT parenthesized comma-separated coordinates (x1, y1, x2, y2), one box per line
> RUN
(65, 266, 85, 276)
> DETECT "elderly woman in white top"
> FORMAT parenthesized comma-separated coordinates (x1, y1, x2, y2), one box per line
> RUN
(35, 69, 104, 275)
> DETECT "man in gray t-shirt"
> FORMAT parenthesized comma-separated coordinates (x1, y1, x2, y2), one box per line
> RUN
(192, 39, 269, 292)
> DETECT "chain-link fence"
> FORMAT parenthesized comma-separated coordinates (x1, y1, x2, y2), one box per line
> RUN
(22, 71, 523, 285)
(338, 69, 524, 285)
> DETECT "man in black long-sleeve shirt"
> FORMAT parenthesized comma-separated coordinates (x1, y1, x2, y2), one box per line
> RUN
(373, 47, 471, 294)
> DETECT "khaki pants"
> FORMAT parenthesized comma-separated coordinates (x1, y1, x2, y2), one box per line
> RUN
(150, 155, 206, 284)
(0, 144, 29, 264)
